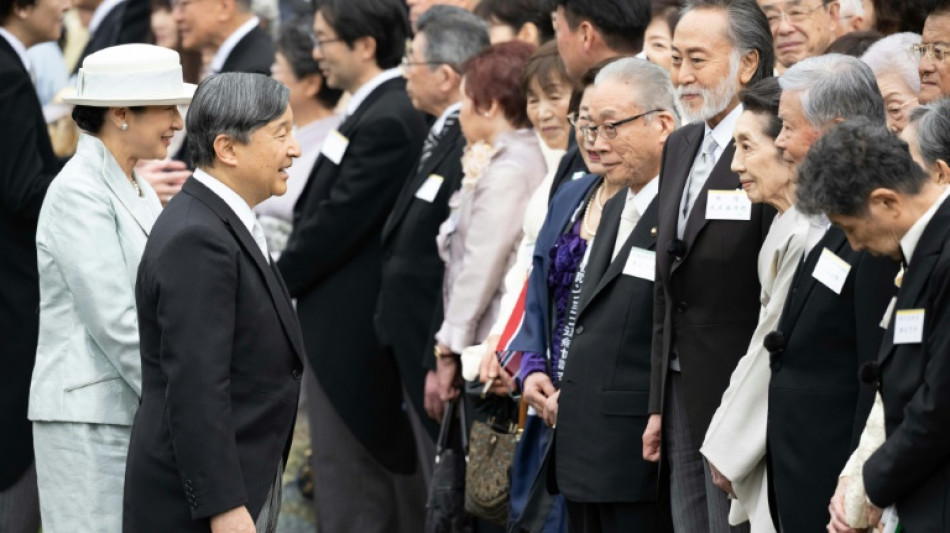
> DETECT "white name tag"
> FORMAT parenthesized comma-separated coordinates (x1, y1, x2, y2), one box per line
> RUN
(622, 247, 656, 281)
(414, 174, 444, 203)
(894, 309, 925, 344)
(571, 171, 586, 181)
(705, 190, 752, 221)
(321, 130, 349, 165)
(812, 248, 851, 295)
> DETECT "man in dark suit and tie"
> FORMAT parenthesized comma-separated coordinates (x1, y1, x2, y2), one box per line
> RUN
(123, 72, 304, 533)
(548, 0, 651, 200)
(276, 0, 428, 530)
(374, 5, 488, 470)
(171, 0, 272, 76)
(642, 1, 775, 531)
(73, 0, 149, 72)
(797, 120, 950, 533)
(0, 0, 68, 529)
(551, 57, 678, 532)
(754, 54, 898, 532)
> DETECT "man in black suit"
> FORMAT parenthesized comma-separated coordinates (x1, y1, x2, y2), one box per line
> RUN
(276, 0, 428, 530)
(374, 5, 488, 469)
(172, 0, 272, 76)
(548, 0, 650, 200)
(754, 54, 898, 532)
(73, 0, 149, 72)
(643, 1, 774, 531)
(123, 73, 304, 533)
(797, 120, 950, 533)
(551, 57, 678, 533)
(0, 0, 67, 529)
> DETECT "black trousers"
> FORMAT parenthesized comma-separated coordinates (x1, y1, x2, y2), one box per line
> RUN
(565, 500, 673, 533)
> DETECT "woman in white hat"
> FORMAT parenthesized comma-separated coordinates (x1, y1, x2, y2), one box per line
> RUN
(27, 43, 194, 532)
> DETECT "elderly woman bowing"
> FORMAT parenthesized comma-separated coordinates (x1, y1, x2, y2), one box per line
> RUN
(28, 44, 193, 533)
(699, 78, 819, 532)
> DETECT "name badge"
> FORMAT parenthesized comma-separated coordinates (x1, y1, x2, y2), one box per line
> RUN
(622, 247, 656, 281)
(570, 171, 587, 181)
(321, 130, 349, 165)
(894, 309, 925, 344)
(414, 174, 444, 203)
(705, 190, 752, 221)
(812, 248, 851, 295)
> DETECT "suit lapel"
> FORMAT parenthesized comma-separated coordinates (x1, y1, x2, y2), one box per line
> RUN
(184, 179, 306, 362)
(82, 135, 159, 235)
(658, 125, 702, 277)
(581, 198, 659, 315)
(579, 186, 622, 311)
(781, 227, 847, 336)
(681, 142, 739, 248)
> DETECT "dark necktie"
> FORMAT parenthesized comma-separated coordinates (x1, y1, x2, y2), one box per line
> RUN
(417, 112, 457, 173)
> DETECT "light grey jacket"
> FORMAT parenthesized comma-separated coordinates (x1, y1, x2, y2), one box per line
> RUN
(29, 134, 162, 426)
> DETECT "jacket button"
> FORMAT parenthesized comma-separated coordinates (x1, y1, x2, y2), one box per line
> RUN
(675, 301, 688, 313)
(575, 325, 585, 335)
(292, 368, 302, 379)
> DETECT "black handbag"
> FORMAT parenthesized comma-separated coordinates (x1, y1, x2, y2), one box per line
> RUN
(426, 398, 475, 533)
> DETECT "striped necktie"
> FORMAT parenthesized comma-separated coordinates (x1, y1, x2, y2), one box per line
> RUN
(417, 112, 458, 173)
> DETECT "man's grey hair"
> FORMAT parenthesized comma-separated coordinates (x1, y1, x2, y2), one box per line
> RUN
(595, 57, 681, 128)
(861, 32, 922, 95)
(779, 53, 886, 128)
(682, 0, 774, 84)
(187, 73, 289, 169)
(909, 99, 950, 168)
(416, 5, 490, 72)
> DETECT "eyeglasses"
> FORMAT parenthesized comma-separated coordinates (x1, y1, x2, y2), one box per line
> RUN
(308, 32, 343, 50)
(911, 42, 950, 62)
(763, 3, 826, 28)
(886, 98, 918, 123)
(579, 110, 661, 142)
(399, 55, 458, 72)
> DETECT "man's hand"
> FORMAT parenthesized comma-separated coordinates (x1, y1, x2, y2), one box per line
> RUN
(136, 159, 190, 206)
(210, 506, 255, 533)
(478, 345, 515, 395)
(435, 348, 461, 402)
(826, 476, 863, 533)
(424, 370, 444, 421)
(522, 372, 555, 413)
(642, 414, 662, 462)
(541, 389, 560, 427)
(708, 461, 735, 498)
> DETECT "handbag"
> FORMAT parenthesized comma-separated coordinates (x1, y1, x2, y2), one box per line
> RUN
(426, 398, 475, 533)
(463, 393, 528, 526)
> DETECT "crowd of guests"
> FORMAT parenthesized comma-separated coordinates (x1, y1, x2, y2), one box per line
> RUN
(2, 0, 950, 532)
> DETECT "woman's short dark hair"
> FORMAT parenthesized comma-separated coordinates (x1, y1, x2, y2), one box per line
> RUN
(462, 41, 537, 129)
(277, 16, 344, 110)
(521, 41, 570, 97)
(652, 0, 684, 35)
(316, 0, 409, 70)
(475, 0, 556, 44)
(739, 77, 782, 139)
(567, 57, 619, 117)
(72, 105, 146, 133)
(824, 30, 883, 57)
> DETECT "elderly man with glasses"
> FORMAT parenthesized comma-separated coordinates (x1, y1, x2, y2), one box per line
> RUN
(917, 1, 950, 105)
(757, 0, 840, 73)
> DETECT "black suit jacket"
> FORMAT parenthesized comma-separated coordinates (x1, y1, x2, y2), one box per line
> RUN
(277, 76, 427, 473)
(374, 116, 464, 439)
(555, 187, 663, 503)
(124, 178, 304, 532)
(546, 134, 588, 202)
(0, 37, 61, 490)
(220, 25, 274, 75)
(767, 226, 897, 532)
(74, 0, 150, 72)
(649, 122, 775, 442)
(863, 198, 950, 533)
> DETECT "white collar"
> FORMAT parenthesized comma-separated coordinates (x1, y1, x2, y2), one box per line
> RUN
(88, 0, 126, 34)
(630, 175, 659, 215)
(192, 168, 257, 236)
(705, 103, 744, 154)
(344, 68, 402, 116)
(0, 27, 30, 73)
(900, 186, 950, 265)
(432, 101, 461, 136)
(209, 16, 260, 74)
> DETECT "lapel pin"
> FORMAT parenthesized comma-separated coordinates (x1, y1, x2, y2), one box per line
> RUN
(650, 226, 658, 237)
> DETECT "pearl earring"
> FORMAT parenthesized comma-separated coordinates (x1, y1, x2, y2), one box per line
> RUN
(121, 122, 129, 131)
(483, 112, 490, 118)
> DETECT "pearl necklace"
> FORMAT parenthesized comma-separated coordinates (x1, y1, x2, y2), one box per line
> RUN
(582, 183, 605, 237)
(128, 175, 142, 197)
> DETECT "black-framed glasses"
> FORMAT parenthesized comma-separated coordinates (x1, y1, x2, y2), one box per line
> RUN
(308, 32, 343, 50)
(911, 42, 950, 62)
(580, 109, 662, 142)
(762, 2, 826, 27)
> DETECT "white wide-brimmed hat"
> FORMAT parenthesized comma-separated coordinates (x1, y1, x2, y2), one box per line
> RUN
(61, 44, 197, 107)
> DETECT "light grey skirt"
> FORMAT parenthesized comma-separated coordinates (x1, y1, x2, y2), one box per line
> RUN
(33, 421, 131, 533)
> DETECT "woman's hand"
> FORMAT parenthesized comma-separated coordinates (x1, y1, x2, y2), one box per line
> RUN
(478, 342, 515, 395)
(826, 476, 862, 533)
(137, 159, 190, 206)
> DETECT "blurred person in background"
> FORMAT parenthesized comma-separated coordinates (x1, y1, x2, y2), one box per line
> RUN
(276, 0, 429, 530)
(171, 0, 272, 77)
(644, 0, 682, 73)
(406, 0, 478, 31)
(861, 32, 920, 132)
(824, 29, 880, 56)
(914, 1, 950, 105)
(474, 0, 554, 46)
(901, 100, 950, 185)
(30, 43, 192, 533)
(757, 0, 839, 74)
(0, 0, 70, 528)
(835, 0, 873, 36)
(72, 0, 150, 71)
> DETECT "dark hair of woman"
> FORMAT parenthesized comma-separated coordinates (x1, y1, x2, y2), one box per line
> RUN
(71, 106, 146, 134)
(462, 41, 537, 129)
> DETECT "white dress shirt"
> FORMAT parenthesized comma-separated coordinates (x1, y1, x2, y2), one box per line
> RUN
(208, 16, 260, 74)
(900, 186, 950, 265)
(192, 168, 268, 258)
(431, 101, 461, 137)
(343, 68, 402, 117)
(613, 176, 659, 260)
(679, 104, 744, 220)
